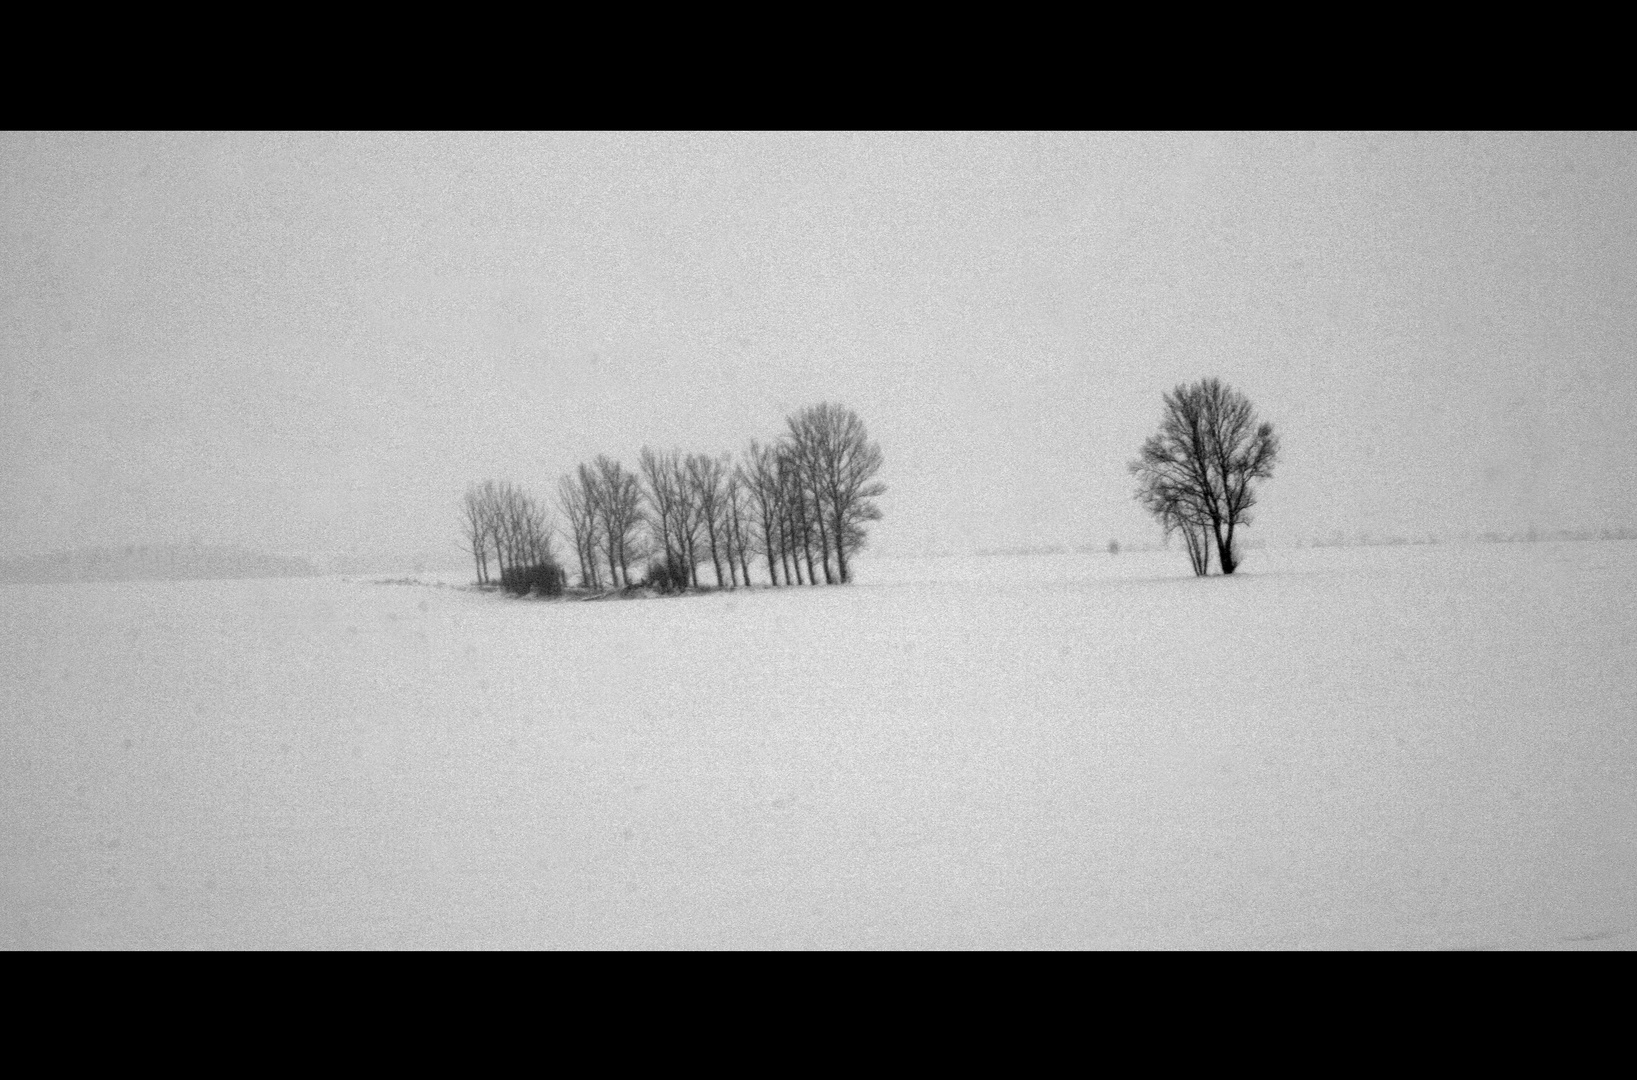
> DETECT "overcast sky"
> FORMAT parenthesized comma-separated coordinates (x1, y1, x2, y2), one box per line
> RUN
(4, 131, 1636, 567)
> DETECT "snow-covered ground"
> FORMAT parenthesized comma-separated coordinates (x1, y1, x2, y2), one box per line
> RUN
(3, 542, 1634, 949)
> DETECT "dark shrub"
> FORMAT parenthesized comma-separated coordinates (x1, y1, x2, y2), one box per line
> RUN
(501, 560, 566, 597)
(643, 555, 690, 594)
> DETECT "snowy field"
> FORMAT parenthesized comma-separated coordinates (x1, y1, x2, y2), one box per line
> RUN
(3, 541, 1635, 950)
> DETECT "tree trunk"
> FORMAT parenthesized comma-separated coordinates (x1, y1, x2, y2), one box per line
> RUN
(791, 501, 816, 585)
(832, 507, 849, 583)
(1213, 520, 1237, 575)
(813, 501, 835, 584)
(1183, 524, 1210, 576)
(780, 515, 798, 584)
(1218, 522, 1238, 575)
(758, 510, 778, 585)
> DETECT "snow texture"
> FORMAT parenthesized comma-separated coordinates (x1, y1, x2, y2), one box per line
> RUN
(3, 542, 1634, 949)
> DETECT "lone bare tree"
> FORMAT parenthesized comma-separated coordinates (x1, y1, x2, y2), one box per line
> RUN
(1129, 378, 1278, 575)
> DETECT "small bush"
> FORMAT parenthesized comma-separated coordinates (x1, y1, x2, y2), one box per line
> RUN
(643, 555, 690, 594)
(501, 560, 566, 597)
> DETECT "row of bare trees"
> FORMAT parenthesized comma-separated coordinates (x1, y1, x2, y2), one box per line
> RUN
(460, 403, 885, 595)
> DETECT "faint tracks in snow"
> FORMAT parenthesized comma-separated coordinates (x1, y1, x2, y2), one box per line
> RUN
(1560, 928, 1623, 944)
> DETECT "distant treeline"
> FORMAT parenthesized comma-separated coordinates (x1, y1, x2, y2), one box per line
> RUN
(972, 542, 1166, 557)
(461, 402, 886, 595)
(974, 544, 1074, 558)
(1476, 527, 1637, 544)
(1302, 527, 1637, 548)
(0, 544, 320, 584)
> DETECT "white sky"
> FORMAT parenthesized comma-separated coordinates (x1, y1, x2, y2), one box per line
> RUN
(4, 131, 1635, 566)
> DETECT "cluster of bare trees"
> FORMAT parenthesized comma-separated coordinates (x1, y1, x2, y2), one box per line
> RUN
(1129, 378, 1279, 576)
(460, 403, 885, 595)
(459, 480, 565, 595)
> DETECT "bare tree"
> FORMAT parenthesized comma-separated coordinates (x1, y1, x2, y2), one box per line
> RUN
(574, 462, 607, 589)
(460, 484, 490, 584)
(476, 479, 508, 583)
(639, 446, 687, 589)
(1135, 471, 1213, 576)
(777, 446, 814, 585)
(557, 474, 596, 588)
(608, 460, 644, 587)
(724, 461, 754, 587)
(671, 452, 703, 588)
(1200, 381, 1279, 574)
(685, 453, 730, 587)
(514, 489, 556, 570)
(789, 402, 885, 584)
(785, 415, 837, 582)
(494, 481, 525, 579)
(1129, 378, 1278, 575)
(591, 455, 642, 588)
(741, 440, 785, 586)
